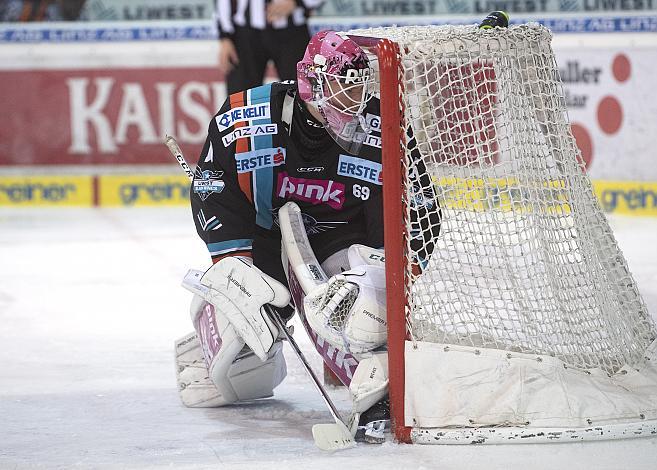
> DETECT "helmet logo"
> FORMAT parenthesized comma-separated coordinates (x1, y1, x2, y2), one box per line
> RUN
(313, 54, 327, 69)
(344, 68, 370, 85)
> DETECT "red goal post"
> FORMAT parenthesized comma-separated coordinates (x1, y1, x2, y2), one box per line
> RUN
(348, 32, 426, 444)
(373, 37, 410, 443)
(348, 24, 657, 445)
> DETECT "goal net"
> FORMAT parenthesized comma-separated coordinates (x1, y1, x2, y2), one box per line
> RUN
(349, 23, 657, 444)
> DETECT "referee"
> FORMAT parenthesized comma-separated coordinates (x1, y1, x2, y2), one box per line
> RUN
(216, 0, 326, 95)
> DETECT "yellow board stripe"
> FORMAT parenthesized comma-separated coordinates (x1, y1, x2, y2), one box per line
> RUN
(431, 177, 657, 216)
(434, 176, 573, 215)
(0, 175, 93, 206)
(592, 181, 657, 216)
(1, 175, 656, 215)
(98, 175, 190, 206)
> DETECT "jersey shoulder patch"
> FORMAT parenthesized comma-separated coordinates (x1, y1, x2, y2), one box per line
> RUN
(214, 84, 289, 148)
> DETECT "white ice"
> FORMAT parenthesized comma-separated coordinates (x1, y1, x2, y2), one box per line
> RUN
(1, 207, 656, 469)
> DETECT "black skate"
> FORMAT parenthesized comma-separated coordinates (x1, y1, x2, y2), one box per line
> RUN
(354, 397, 390, 444)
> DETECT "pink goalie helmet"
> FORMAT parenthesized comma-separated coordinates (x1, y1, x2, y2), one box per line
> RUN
(297, 30, 374, 153)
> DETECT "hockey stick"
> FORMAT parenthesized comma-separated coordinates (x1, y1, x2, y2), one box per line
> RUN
(163, 135, 355, 451)
(164, 134, 195, 181)
(277, 202, 360, 450)
(265, 305, 355, 451)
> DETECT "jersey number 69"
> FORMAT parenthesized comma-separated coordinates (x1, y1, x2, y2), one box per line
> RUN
(352, 184, 370, 201)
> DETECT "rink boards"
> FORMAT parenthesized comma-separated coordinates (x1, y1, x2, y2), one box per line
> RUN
(1, 19, 656, 214)
(1, 173, 656, 215)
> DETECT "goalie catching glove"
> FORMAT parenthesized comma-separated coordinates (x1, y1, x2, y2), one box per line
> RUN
(304, 245, 387, 355)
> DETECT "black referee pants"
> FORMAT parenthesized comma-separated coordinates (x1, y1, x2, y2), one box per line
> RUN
(225, 24, 311, 95)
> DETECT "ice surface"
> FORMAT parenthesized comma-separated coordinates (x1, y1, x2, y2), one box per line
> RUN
(1, 208, 656, 469)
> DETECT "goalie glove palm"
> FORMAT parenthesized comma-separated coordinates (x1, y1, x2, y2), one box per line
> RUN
(304, 262, 387, 354)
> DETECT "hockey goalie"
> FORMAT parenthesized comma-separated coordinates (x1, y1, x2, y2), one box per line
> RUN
(175, 30, 441, 445)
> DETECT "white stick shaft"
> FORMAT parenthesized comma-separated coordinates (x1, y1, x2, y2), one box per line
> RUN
(265, 305, 345, 422)
(265, 305, 355, 450)
(164, 134, 194, 182)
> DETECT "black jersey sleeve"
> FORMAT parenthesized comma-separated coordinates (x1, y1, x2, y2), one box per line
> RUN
(361, 122, 441, 265)
(407, 133, 442, 271)
(363, 179, 384, 249)
(190, 100, 256, 263)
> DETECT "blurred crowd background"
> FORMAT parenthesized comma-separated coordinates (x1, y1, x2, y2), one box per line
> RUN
(0, 0, 655, 215)
(2, 0, 654, 22)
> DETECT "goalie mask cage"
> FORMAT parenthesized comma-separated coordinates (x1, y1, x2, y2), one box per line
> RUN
(349, 24, 657, 444)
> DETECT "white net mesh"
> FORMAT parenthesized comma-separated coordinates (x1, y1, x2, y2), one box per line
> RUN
(351, 24, 656, 375)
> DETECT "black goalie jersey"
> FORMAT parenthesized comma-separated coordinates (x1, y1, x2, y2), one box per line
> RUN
(190, 81, 439, 285)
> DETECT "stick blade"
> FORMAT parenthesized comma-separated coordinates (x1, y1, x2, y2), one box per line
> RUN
(312, 422, 356, 451)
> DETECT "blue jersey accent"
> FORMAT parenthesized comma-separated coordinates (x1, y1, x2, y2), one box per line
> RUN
(234, 147, 286, 173)
(337, 155, 383, 185)
(249, 85, 276, 230)
(206, 238, 253, 256)
(206, 219, 221, 230)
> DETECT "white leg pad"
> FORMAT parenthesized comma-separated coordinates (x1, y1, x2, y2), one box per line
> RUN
(175, 331, 227, 408)
(349, 351, 389, 414)
(176, 295, 287, 407)
(226, 341, 287, 403)
(175, 331, 287, 407)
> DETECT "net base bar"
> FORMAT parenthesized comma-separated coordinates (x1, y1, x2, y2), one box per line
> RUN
(411, 421, 657, 444)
